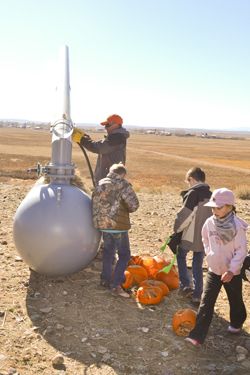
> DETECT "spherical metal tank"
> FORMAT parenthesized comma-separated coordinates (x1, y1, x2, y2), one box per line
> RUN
(13, 183, 100, 276)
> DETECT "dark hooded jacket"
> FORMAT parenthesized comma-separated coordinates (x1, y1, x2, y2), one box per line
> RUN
(80, 127, 129, 183)
(174, 183, 212, 252)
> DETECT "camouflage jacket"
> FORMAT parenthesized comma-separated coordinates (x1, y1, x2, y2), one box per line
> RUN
(92, 172, 139, 231)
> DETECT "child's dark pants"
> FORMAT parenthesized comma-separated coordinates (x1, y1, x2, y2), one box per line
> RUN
(101, 232, 130, 288)
(188, 271, 247, 344)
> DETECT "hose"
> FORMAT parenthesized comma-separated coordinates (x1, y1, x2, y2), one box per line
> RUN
(77, 143, 96, 188)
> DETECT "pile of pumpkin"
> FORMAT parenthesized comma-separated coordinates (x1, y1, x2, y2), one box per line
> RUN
(122, 254, 197, 336)
(122, 254, 179, 305)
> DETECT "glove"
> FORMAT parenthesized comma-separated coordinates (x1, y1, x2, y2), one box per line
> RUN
(72, 128, 85, 143)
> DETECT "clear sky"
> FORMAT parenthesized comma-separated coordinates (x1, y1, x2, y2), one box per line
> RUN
(1, 0, 250, 129)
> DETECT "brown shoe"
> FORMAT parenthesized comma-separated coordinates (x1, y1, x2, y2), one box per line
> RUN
(111, 286, 130, 298)
(100, 279, 110, 288)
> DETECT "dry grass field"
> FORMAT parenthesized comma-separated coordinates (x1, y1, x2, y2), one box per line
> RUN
(1, 128, 250, 193)
(0, 127, 250, 375)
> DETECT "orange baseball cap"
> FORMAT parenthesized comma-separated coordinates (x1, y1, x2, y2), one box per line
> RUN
(100, 114, 123, 126)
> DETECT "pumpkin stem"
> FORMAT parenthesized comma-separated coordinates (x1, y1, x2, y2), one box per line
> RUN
(159, 254, 177, 274)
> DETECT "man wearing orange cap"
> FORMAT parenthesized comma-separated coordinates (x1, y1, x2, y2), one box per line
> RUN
(72, 114, 129, 183)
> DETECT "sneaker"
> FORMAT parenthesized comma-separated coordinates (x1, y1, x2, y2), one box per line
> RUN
(191, 297, 201, 306)
(227, 325, 241, 334)
(179, 287, 193, 297)
(111, 286, 130, 298)
(100, 279, 110, 288)
(184, 337, 201, 347)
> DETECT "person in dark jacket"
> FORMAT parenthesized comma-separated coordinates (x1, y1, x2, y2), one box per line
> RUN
(72, 114, 129, 183)
(173, 167, 212, 305)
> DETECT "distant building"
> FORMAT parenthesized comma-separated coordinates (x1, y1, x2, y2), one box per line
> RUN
(159, 131, 172, 136)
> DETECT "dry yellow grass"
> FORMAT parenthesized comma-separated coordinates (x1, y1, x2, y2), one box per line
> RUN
(1, 127, 250, 375)
(1, 127, 250, 195)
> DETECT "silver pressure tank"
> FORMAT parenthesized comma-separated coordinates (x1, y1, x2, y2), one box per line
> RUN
(13, 46, 100, 276)
(13, 182, 100, 275)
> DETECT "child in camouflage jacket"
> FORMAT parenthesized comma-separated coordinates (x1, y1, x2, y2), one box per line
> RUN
(92, 163, 139, 297)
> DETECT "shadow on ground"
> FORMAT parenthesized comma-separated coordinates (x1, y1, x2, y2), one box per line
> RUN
(25, 258, 250, 375)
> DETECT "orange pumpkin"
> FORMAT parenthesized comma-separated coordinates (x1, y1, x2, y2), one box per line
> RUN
(128, 255, 143, 266)
(122, 270, 134, 289)
(140, 256, 159, 278)
(140, 279, 169, 296)
(172, 309, 197, 336)
(155, 265, 179, 290)
(126, 265, 148, 284)
(140, 255, 171, 278)
(137, 286, 163, 305)
(153, 255, 169, 270)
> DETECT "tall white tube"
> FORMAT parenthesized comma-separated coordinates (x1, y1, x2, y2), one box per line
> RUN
(49, 45, 74, 184)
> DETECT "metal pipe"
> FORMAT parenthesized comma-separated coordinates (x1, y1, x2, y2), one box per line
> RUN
(47, 45, 75, 184)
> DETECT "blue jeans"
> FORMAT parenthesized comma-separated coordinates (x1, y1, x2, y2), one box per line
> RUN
(101, 232, 131, 288)
(189, 272, 247, 344)
(177, 247, 204, 299)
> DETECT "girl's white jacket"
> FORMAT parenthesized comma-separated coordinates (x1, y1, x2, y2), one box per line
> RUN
(202, 215, 248, 276)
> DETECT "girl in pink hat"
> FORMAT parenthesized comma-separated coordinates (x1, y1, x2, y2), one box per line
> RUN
(185, 188, 248, 346)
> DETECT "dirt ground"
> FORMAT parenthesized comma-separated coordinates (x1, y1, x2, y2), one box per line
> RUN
(0, 178, 250, 375)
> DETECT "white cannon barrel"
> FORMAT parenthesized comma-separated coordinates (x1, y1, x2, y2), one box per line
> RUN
(49, 45, 74, 184)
